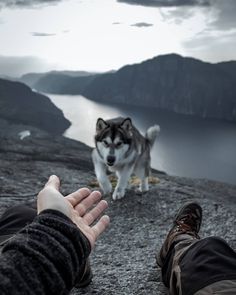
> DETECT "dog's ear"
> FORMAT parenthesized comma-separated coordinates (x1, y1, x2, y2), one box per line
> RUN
(120, 118, 133, 133)
(96, 118, 108, 133)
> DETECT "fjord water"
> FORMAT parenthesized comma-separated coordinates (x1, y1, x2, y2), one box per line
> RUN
(49, 94, 236, 185)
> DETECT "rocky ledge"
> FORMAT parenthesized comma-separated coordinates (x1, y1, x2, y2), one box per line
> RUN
(0, 119, 235, 295)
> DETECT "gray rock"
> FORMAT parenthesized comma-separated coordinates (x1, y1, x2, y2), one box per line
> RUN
(0, 120, 235, 295)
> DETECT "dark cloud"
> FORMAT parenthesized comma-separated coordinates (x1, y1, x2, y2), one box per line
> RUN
(131, 22, 153, 27)
(159, 6, 196, 25)
(0, 0, 62, 9)
(178, 0, 236, 62)
(31, 32, 56, 37)
(159, 0, 236, 29)
(117, 0, 210, 7)
(209, 0, 236, 30)
(0, 55, 54, 77)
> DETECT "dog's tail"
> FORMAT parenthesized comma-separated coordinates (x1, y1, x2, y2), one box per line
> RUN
(146, 125, 160, 147)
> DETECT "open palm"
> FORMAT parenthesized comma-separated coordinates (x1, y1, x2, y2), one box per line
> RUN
(37, 175, 110, 249)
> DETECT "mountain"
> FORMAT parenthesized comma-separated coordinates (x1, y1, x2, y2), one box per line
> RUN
(83, 54, 236, 122)
(20, 71, 98, 93)
(216, 61, 236, 83)
(0, 78, 70, 134)
(32, 73, 98, 94)
(19, 73, 46, 88)
(18, 54, 236, 122)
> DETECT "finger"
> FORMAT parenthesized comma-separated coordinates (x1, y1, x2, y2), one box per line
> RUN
(92, 215, 110, 239)
(44, 175, 60, 190)
(75, 191, 102, 216)
(83, 200, 108, 225)
(65, 188, 91, 207)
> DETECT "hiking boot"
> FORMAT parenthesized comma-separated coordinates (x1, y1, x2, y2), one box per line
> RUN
(74, 259, 93, 288)
(156, 201, 202, 267)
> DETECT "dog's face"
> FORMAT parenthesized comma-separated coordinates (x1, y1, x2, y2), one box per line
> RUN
(95, 117, 133, 167)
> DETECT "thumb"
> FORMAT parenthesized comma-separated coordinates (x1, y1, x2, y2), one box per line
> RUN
(37, 175, 70, 216)
(44, 175, 60, 190)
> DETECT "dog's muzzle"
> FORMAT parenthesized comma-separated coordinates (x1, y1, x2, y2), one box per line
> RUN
(107, 155, 115, 166)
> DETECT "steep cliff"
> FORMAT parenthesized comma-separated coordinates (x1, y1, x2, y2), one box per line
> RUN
(83, 54, 236, 122)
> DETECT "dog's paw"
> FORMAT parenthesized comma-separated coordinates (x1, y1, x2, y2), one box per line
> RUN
(112, 188, 125, 201)
(139, 180, 149, 193)
(138, 187, 149, 193)
(101, 182, 112, 195)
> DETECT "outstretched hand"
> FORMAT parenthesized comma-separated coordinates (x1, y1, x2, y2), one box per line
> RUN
(37, 175, 110, 249)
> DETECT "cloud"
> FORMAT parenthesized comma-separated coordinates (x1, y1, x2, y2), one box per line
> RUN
(168, 0, 236, 62)
(31, 32, 56, 37)
(117, 0, 210, 7)
(159, 0, 236, 29)
(183, 28, 236, 62)
(131, 22, 153, 27)
(0, 55, 55, 77)
(209, 0, 236, 30)
(112, 22, 122, 25)
(0, 0, 63, 9)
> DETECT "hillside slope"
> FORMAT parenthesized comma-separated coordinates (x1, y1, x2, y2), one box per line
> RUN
(0, 78, 70, 134)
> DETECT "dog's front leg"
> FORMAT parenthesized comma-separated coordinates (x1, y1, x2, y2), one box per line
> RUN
(112, 166, 133, 200)
(92, 151, 112, 195)
(95, 162, 112, 195)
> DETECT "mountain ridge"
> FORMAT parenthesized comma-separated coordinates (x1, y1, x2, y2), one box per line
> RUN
(83, 53, 236, 122)
(15, 53, 236, 122)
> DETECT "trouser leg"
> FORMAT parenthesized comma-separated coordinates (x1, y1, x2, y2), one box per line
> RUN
(162, 236, 236, 295)
(0, 202, 37, 247)
(161, 234, 198, 295)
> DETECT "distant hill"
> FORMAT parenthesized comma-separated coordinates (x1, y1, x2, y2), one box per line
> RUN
(83, 54, 236, 122)
(20, 70, 97, 91)
(0, 78, 70, 134)
(32, 73, 98, 94)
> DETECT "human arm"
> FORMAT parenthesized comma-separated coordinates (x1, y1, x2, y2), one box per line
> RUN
(0, 175, 109, 295)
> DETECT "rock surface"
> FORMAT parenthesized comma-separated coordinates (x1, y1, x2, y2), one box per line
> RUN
(0, 119, 235, 295)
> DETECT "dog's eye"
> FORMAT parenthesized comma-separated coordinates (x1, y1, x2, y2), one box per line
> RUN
(116, 142, 123, 147)
(103, 140, 109, 147)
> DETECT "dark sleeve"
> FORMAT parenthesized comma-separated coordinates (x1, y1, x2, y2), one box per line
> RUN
(0, 209, 91, 295)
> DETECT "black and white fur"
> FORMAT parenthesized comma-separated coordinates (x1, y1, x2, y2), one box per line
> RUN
(92, 117, 160, 200)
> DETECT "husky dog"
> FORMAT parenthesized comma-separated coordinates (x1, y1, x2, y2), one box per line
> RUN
(92, 117, 160, 200)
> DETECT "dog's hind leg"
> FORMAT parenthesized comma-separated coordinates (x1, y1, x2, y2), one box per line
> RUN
(112, 165, 134, 201)
(92, 151, 112, 195)
(140, 177, 149, 193)
(135, 162, 150, 193)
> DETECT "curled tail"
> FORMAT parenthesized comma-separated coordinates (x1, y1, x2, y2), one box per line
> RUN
(146, 125, 160, 147)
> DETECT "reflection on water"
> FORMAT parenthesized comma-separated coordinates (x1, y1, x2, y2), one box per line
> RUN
(49, 94, 236, 185)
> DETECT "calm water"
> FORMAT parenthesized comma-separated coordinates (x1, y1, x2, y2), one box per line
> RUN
(49, 94, 236, 185)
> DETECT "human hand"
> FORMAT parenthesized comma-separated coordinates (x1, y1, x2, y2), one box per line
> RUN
(37, 175, 110, 249)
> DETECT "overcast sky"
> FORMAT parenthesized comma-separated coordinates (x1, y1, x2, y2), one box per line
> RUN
(0, 0, 236, 76)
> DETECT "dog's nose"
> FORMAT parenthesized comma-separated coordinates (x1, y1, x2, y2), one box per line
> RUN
(107, 155, 115, 166)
